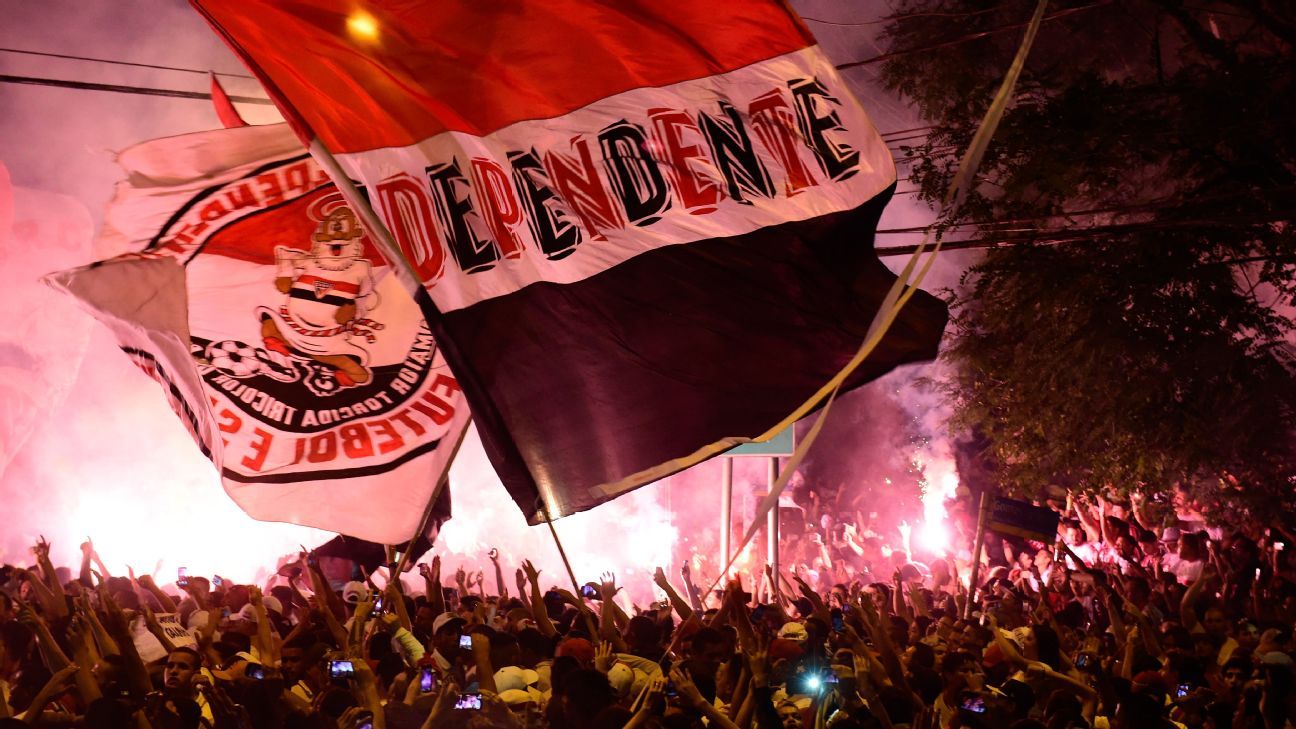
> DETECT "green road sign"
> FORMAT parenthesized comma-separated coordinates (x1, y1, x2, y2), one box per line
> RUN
(728, 425, 795, 456)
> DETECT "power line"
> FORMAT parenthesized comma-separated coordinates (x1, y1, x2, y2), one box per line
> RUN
(836, 0, 1115, 71)
(0, 46, 255, 79)
(0, 74, 274, 104)
(875, 209, 1296, 257)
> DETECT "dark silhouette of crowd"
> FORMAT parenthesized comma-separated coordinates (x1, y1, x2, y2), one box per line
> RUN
(4, 486, 1296, 729)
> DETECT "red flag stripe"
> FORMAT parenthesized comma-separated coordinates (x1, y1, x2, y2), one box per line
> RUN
(192, 0, 814, 153)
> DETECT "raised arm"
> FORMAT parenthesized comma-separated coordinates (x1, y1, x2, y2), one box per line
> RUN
(306, 557, 348, 648)
(470, 632, 496, 694)
(98, 588, 153, 699)
(653, 567, 694, 622)
(422, 556, 445, 615)
(136, 574, 177, 612)
(1074, 501, 1102, 544)
(488, 549, 509, 600)
(247, 586, 280, 667)
(598, 573, 630, 652)
(681, 563, 705, 614)
(521, 560, 558, 638)
(16, 601, 71, 673)
(1180, 563, 1216, 632)
(141, 606, 178, 655)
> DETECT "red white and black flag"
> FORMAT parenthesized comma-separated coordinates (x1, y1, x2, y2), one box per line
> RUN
(47, 123, 466, 544)
(193, 0, 948, 522)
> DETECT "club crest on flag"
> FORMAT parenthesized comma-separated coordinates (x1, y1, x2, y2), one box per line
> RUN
(168, 178, 451, 433)
(48, 123, 470, 547)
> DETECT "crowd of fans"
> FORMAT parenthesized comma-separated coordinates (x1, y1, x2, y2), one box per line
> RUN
(4, 487, 1296, 729)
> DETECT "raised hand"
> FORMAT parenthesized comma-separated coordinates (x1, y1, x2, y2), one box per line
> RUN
(143, 605, 162, 631)
(521, 559, 541, 583)
(669, 666, 707, 709)
(653, 567, 670, 589)
(600, 571, 619, 599)
(248, 585, 264, 607)
(594, 641, 614, 673)
(515, 568, 528, 596)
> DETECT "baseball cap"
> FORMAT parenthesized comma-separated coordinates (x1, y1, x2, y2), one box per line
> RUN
(432, 612, 466, 635)
(607, 663, 635, 697)
(1262, 651, 1294, 667)
(556, 638, 596, 666)
(779, 621, 808, 642)
(1162, 527, 1181, 542)
(498, 689, 537, 706)
(495, 666, 541, 692)
(341, 581, 367, 605)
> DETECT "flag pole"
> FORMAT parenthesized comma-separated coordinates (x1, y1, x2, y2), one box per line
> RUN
(306, 138, 424, 300)
(964, 491, 991, 619)
(391, 417, 473, 577)
(538, 500, 601, 637)
(304, 136, 473, 578)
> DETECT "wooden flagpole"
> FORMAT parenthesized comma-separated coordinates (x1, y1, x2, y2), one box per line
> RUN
(964, 491, 991, 619)
(539, 500, 601, 636)
(304, 138, 473, 573)
(391, 419, 473, 577)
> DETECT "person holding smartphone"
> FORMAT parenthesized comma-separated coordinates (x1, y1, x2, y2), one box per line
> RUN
(428, 612, 468, 675)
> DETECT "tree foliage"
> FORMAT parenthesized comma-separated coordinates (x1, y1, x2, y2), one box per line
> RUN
(880, 1, 1296, 510)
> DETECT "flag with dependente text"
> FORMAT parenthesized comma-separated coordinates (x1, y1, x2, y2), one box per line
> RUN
(193, 0, 948, 523)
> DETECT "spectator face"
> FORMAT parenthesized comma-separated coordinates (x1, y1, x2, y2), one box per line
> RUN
(1203, 608, 1229, 640)
(164, 650, 199, 691)
(942, 655, 982, 693)
(281, 645, 305, 682)
(690, 640, 730, 681)
(434, 623, 466, 658)
(776, 699, 803, 728)
(1223, 664, 1248, 693)
(1064, 526, 1085, 546)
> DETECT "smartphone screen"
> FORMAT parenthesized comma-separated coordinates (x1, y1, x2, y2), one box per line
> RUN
(831, 613, 845, 633)
(454, 692, 482, 710)
(581, 585, 597, 599)
(420, 668, 437, 693)
(328, 660, 355, 680)
(458, 635, 473, 650)
(245, 663, 266, 680)
(1177, 683, 1191, 699)
(212, 576, 223, 588)
(960, 695, 987, 714)
(177, 567, 189, 587)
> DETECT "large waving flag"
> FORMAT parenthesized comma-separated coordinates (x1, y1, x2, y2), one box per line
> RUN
(47, 123, 467, 544)
(193, 0, 948, 523)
